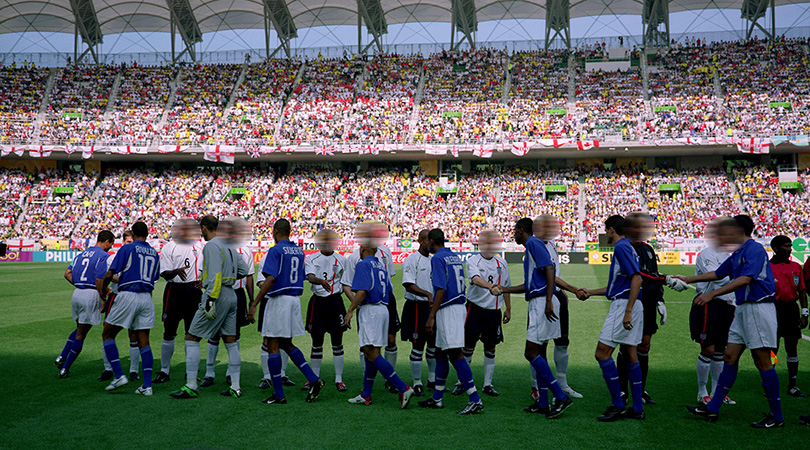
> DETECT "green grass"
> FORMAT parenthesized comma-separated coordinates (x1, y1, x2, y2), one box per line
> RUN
(1, 262, 809, 449)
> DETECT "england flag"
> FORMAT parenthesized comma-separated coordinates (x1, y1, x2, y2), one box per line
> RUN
(202, 144, 236, 164)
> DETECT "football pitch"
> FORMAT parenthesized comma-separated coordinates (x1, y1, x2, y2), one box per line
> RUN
(1, 262, 808, 449)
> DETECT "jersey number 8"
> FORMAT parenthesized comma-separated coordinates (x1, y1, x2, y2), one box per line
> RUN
(290, 256, 300, 284)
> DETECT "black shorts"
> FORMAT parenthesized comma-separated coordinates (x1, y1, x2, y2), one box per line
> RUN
(556, 290, 569, 336)
(305, 294, 348, 336)
(162, 282, 203, 339)
(235, 288, 249, 328)
(400, 299, 433, 342)
(464, 302, 504, 348)
(387, 293, 400, 335)
(689, 299, 735, 347)
(776, 301, 801, 341)
(257, 297, 268, 333)
(642, 297, 660, 336)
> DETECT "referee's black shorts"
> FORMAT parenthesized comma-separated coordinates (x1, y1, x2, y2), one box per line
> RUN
(305, 293, 348, 335)
(776, 301, 801, 341)
(162, 281, 202, 340)
(689, 298, 735, 347)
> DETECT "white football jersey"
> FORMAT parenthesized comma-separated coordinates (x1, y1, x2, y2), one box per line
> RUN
(543, 239, 562, 292)
(234, 246, 255, 290)
(401, 251, 432, 301)
(160, 240, 204, 283)
(466, 253, 511, 310)
(695, 246, 735, 305)
(305, 251, 347, 297)
(341, 245, 396, 287)
(106, 254, 120, 294)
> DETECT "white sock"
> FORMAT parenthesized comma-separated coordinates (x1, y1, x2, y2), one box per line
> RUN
(385, 345, 398, 368)
(102, 347, 112, 371)
(129, 342, 140, 374)
(530, 366, 538, 389)
(697, 354, 711, 397)
(710, 353, 724, 397)
(206, 342, 219, 378)
(426, 347, 437, 383)
(161, 339, 174, 374)
(483, 354, 495, 387)
(410, 349, 424, 385)
(280, 350, 289, 377)
(333, 346, 344, 384)
(225, 342, 240, 390)
(260, 350, 271, 380)
(554, 345, 569, 388)
(310, 346, 324, 377)
(185, 340, 201, 390)
(360, 351, 366, 376)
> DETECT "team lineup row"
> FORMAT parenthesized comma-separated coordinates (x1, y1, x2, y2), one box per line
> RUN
(53, 213, 807, 425)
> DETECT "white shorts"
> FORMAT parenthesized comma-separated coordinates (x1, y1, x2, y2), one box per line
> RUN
(72, 289, 102, 325)
(436, 304, 467, 350)
(261, 295, 305, 338)
(357, 303, 389, 348)
(526, 297, 561, 345)
(105, 291, 155, 331)
(599, 299, 643, 348)
(728, 302, 778, 349)
(188, 288, 237, 339)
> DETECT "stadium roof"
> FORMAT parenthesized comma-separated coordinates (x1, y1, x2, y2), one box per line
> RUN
(0, 0, 805, 36)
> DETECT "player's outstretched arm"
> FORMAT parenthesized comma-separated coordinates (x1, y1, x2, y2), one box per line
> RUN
(307, 273, 331, 292)
(694, 275, 752, 306)
(344, 290, 366, 329)
(555, 277, 580, 294)
(404, 282, 433, 305)
(675, 271, 720, 284)
(499, 283, 525, 294)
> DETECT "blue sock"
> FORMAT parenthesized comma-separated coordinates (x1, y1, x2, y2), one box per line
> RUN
(268, 353, 284, 399)
(59, 330, 77, 361)
(432, 355, 450, 401)
(537, 386, 549, 408)
(287, 347, 319, 384)
(373, 355, 408, 393)
(140, 346, 153, 389)
(627, 362, 643, 413)
(599, 358, 625, 409)
(452, 357, 481, 403)
(707, 364, 738, 413)
(63, 338, 84, 370)
(530, 355, 567, 401)
(361, 358, 378, 398)
(760, 368, 783, 422)
(103, 340, 123, 379)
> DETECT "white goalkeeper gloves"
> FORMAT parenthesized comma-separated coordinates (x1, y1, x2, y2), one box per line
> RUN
(657, 301, 667, 325)
(665, 275, 690, 292)
(204, 298, 217, 320)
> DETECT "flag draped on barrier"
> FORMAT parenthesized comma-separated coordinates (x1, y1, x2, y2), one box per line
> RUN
(202, 144, 236, 164)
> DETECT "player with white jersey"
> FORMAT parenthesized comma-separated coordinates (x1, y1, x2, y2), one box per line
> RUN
(248, 219, 325, 404)
(400, 229, 436, 396)
(689, 220, 736, 406)
(99, 231, 140, 382)
(303, 230, 348, 392)
(170, 215, 251, 399)
(342, 222, 400, 392)
(153, 218, 204, 384)
(101, 222, 160, 395)
(55, 230, 115, 378)
(453, 229, 511, 398)
(201, 244, 254, 388)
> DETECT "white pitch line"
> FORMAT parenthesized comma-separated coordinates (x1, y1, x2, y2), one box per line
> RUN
(802, 334, 810, 342)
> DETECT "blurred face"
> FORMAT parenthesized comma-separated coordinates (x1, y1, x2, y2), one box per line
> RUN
(172, 218, 199, 245)
(717, 224, 743, 250)
(540, 217, 560, 241)
(479, 231, 502, 258)
(316, 230, 338, 254)
(222, 217, 251, 247)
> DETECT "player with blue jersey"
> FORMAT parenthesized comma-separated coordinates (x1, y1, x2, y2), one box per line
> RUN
(247, 219, 325, 404)
(417, 228, 483, 415)
(100, 222, 160, 395)
(170, 216, 251, 399)
(55, 230, 115, 378)
(679, 215, 783, 428)
(497, 218, 572, 418)
(343, 242, 415, 408)
(578, 215, 645, 421)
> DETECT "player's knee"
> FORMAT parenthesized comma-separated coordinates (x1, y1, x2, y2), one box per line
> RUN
(385, 345, 397, 353)
(310, 346, 324, 359)
(311, 334, 325, 348)
(410, 348, 424, 361)
(462, 348, 474, 359)
(332, 345, 344, 356)
(425, 346, 436, 359)
(209, 339, 220, 346)
(484, 350, 495, 359)
(163, 333, 176, 342)
(554, 336, 569, 347)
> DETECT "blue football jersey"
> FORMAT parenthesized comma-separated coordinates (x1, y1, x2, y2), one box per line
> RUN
(523, 236, 555, 300)
(351, 255, 393, 305)
(70, 246, 110, 290)
(606, 237, 641, 300)
(109, 240, 160, 293)
(262, 240, 305, 297)
(431, 247, 466, 308)
(716, 239, 775, 305)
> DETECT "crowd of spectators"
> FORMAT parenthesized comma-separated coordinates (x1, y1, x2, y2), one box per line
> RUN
(583, 166, 644, 240)
(0, 169, 32, 238)
(0, 65, 49, 144)
(16, 169, 96, 239)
